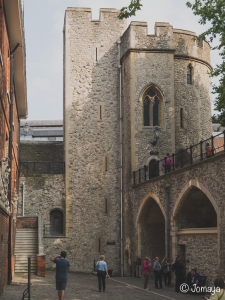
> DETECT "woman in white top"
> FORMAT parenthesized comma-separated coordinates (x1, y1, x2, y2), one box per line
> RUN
(96, 255, 109, 292)
(205, 278, 225, 300)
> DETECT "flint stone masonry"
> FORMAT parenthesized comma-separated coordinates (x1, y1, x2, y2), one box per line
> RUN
(20, 141, 63, 162)
(64, 8, 126, 274)
(123, 152, 225, 285)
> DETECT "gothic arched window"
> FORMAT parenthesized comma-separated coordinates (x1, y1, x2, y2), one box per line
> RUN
(187, 64, 192, 84)
(143, 87, 162, 127)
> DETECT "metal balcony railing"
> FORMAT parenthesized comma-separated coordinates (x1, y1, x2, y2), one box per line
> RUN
(133, 130, 225, 185)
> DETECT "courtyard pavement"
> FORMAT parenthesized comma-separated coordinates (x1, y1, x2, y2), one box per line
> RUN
(0, 271, 208, 300)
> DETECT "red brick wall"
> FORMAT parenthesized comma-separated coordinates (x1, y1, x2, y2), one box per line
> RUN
(17, 217, 38, 229)
(0, 0, 21, 295)
(0, 209, 9, 296)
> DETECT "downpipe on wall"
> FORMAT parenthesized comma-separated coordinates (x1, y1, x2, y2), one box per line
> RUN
(8, 43, 20, 285)
(117, 38, 123, 277)
(165, 184, 170, 260)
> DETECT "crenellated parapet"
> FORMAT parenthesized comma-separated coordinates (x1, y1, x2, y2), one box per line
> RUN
(120, 22, 211, 67)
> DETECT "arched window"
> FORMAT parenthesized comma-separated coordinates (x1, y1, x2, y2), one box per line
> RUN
(180, 108, 183, 128)
(50, 210, 63, 236)
(187, 65, 192, 84)
(144, 97, 150, 126)
(143, 87, 162, 127)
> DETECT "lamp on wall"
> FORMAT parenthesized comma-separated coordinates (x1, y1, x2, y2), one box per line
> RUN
(150, 126, 161, 147)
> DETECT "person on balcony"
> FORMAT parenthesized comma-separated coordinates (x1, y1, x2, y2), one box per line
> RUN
(162, 153, 173, 173)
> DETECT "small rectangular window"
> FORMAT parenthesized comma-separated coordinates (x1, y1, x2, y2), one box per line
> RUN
(100, 105, 102, 120)
(105, 198, 108, 214)
(96, 47, 98, 61)
(105, 155, 107, 171)
(180, 108, 183, 128)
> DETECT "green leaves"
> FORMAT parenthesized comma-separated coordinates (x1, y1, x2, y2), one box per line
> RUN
(118, 0, 143, 19)
(187, 0, 225, 126)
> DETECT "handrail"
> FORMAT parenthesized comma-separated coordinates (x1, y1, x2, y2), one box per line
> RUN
(21, 256, 31, 300)
(133, 130, 225, 185)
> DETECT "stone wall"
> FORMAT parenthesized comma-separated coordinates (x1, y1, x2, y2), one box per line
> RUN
(64, 8, 126, 274)
(20, 141, 64, 162)
(123, 152, 225, 285)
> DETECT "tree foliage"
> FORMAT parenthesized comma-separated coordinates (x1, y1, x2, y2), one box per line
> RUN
(119, 0, 225, 127)
(118, 0, 142, 19)
(186, 0, 225, 127)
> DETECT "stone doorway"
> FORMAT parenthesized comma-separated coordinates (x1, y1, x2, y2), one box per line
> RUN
(172, 184, 218, 282)
(137, 197, 165, 262)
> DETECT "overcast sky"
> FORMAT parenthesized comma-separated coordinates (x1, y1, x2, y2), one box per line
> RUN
(23, 0, 220, 120)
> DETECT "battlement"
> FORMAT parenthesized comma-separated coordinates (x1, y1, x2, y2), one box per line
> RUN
(120, 21, 211, 64)
(65, 7, 122, 22)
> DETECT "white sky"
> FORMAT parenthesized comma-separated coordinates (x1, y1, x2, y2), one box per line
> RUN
(24, 0, 221, 120)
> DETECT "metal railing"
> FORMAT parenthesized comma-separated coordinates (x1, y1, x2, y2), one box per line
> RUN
(43, 224, 64, 237)
(20, 161, 64, 175)
(133, 131, 225, 185)
(21, 256, 31, 300)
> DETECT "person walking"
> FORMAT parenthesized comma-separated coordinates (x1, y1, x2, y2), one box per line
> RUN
(172, 256, 185, 293)
(153, 257, 163, 289)
(96, 255, 109, 292)
(161, 255, 171, 287)
(142, 257, 152, 290)
(51, 251, 70, 300)
(162, 153, 173, 173)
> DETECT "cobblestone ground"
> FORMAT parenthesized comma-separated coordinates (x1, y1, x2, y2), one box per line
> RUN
(0, 271, 208, 300)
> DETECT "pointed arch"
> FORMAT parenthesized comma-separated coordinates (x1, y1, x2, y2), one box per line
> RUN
(136, 191, 166, 227)
(171, 179, 220, 224)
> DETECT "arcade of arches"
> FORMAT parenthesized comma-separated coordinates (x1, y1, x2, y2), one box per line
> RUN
(132, 156, 222, 286)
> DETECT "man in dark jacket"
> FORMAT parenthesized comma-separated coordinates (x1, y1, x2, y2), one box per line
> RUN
(172, 257, 185, 292)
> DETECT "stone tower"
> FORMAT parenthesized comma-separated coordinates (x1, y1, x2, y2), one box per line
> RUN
(120, 22, 212, 173)
(64, 8, 126, 273)
(64, 10, 212, 274)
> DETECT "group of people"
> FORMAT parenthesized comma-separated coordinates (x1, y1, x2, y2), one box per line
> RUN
(50, 251, 225, 299)
(141, 255, 225, 299)
(142, 255, 171, 290)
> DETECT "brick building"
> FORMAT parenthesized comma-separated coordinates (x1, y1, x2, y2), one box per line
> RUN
(0, 0, 27, 295)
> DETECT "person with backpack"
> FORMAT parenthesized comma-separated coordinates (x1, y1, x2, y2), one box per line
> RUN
(153, 257, 163, 289)
(142, 257, 152, 290)
(95, 255, 109, 292)
(162, 153, 173, 173)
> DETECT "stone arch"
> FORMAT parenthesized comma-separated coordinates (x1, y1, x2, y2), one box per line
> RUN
(171, 179, 220, 224)
(145, 155, 160, 165)
(171, 179, 220, 280)
(136, 192, 166, 260)
(136, 192, 166, 226)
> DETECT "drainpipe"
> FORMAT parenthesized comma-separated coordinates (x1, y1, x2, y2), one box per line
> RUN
(22, 182, 24, 216)
(165, 184, 170, 260)
(8, 43, 20, 285)
(117, 38, 123, 277)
